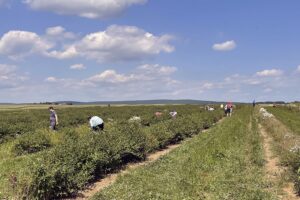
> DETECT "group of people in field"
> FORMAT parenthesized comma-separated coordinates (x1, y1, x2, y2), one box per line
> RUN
(48, 106, 177, 131)
(49, 102, 237, 132)
(48, 106, 104, 131)
(49, 102, 238, 132)
(220, 102, 234, 117)
(154, 110, 177, 118)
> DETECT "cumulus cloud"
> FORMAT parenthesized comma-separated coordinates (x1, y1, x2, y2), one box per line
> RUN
(201, 82, 215, 90)
(45, 26, 76, 40)
(138, 64, 177, 76)
(0, 31, 52, 59)
(87, 64, 177, 85)
(0, 25, 174, 62)
(46, 26, 65, 36)
(50, 25, 174, 62)
(256, 69, 283, 77)
(0, 63, 16, 76)
(45, 76, 57, 82)
(212, 40, 236, 51)
(70, 63, 86, 70)
(263, 88, 273, 93)
(88, 70, 135, 83)
(47, 46, 78, 59)
(0, 64, 29, 89)
(3, 64, 300, 103)
(24, 0, 147, 19)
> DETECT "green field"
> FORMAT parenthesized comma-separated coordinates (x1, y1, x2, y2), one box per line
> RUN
(267, 106, 300, 135)
(0, 104, 224, 199)
(1, 104, 300, 199)
(93, 107, 276, 200)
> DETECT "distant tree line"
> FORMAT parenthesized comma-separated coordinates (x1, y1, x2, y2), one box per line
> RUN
(33, 102, 73, 105)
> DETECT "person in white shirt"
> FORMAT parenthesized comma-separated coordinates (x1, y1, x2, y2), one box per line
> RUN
(169, 111, 177, 118)
(88, 116, 104, 131)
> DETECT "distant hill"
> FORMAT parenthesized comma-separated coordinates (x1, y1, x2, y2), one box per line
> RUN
(54, 99, 227, 105)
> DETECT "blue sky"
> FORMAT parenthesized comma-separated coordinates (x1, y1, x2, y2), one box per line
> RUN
(0, 0, 299, 103)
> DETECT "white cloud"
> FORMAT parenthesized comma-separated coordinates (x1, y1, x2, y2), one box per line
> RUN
(201, 82, 214, 90)
(0, 26, 173, 62)
(0, 64, 16, 76)
(263, 88, 273, 93)
(45, 77, 57, 82)
(138, 64, 177, 76)
(212, 40, 236, 51)
(2, 64, 300, 103)
(70, 64, 86, 70)
(0, 31, 52, 59)
(296, 65, 300, 73)
(45, 26, 76, 40)
(24, 0, 147, 19)
(46, 26, 65, 36)
(47, 46, 78, 59)
(88, 70, 135, 83)
(245, 79, 262, 85)
(256, 69, 283, 77)
(86, 64, 177, 85)
(0, 64, 29, 89)
(51, 25, 174, 62)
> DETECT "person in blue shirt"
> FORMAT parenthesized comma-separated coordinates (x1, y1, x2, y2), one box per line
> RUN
(88, 116, 104, 131)
(49, 106, 58, 130)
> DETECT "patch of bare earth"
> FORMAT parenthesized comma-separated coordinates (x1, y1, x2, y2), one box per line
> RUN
(259, 123, 299, 200)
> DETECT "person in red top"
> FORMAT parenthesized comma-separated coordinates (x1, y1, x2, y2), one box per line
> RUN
(225, 102, 233, 117)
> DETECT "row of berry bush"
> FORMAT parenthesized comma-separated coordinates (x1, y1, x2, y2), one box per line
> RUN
(8, 110, 224, 199)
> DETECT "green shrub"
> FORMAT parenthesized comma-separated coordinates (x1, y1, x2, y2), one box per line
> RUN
(12, 131, 52, 156)
(143, 122, 174, 151)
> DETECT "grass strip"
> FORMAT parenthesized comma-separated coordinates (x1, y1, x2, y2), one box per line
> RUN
(267, 107, 300, 135)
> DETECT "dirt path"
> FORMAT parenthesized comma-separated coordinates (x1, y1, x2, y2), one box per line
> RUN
(68, 119, 223, 200)
(259, 124, 298, 200)
(72, 143, 181, 200)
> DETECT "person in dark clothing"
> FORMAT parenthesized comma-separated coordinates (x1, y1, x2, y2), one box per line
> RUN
(49, 106, 58, 130)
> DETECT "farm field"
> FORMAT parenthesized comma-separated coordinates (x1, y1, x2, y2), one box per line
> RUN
(0, 104, 224, 199)
(92, 106, 276, 200)
(2, 1, 300, 199)
(1, 104, 300, 200)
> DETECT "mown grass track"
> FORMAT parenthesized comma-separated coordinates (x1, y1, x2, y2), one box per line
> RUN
(262, 106, 300, 197)
(92, 107, 275, 200)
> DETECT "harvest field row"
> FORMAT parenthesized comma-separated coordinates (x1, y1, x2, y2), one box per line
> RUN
(0, 105, 224, 199)
(0, 105, 210, 142)
(93, 106, 276, 199)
